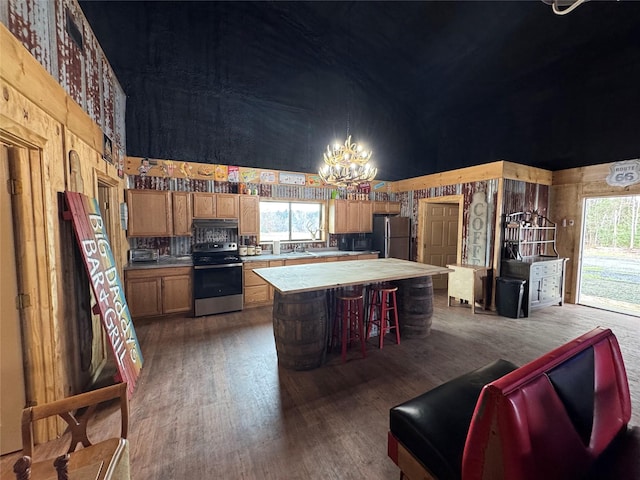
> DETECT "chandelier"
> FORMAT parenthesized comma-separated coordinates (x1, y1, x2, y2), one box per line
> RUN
(318, 135, 377, 187)
(542, 0, 588, 15)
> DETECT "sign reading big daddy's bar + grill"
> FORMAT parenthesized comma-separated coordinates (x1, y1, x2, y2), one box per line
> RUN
(64, 191, 143, 398)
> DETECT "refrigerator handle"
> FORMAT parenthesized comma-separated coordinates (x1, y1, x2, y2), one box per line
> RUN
(385, 218, 391, 258)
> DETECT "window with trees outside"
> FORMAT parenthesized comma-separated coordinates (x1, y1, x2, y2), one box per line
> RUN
(260, 201, 324, 241)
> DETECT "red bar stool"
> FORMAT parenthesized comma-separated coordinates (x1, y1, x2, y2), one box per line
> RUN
(366, 283, 400, 349)
(333, 286, 367, 363)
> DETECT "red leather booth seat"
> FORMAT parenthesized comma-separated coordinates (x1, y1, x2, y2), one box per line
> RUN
(389, 327, 633, 480)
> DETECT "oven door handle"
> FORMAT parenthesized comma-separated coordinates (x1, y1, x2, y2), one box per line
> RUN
(194, 263, 243, 270)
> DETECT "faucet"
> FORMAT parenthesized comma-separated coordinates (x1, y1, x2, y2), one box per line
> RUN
(294, 244, 305, 253)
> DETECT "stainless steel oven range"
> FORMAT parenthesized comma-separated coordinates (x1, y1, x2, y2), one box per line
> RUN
(192, 242, 243, 316)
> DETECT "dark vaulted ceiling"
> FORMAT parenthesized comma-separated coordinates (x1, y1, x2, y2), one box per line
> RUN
(79, 1, 640, 181)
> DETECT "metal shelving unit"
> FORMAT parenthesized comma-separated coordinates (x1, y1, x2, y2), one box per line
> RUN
(502, 211, 558, 260)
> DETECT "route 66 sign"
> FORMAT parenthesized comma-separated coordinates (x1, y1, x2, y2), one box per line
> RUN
(606, 159, 640, 187)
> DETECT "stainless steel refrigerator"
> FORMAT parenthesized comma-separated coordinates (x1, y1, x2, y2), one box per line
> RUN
(372, 216, 410, 259)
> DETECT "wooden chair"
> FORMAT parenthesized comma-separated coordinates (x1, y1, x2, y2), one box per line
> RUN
(13, 383, 130, 480)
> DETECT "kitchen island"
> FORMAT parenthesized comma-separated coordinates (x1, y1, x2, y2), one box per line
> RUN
(254, 258, 451, 370)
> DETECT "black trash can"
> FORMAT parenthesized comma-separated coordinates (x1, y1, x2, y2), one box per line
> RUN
(495, 277, 526, 318)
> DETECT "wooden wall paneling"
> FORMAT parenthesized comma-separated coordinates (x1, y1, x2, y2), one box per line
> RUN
(0, 24, 105, 154)
(536, 184, 550, 218)
(2, 25, 127, 441)
(1, 24, 67, 133)
(550, 162, 640, 304)
(393, 161, 504, 192)
(549, 184, 580, 303)
(502, 161, 553, 185)
(492, 177, 505, 307)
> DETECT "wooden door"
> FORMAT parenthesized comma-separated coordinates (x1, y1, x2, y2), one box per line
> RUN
(1, 145, 26, 454)
(422, 202, 459, 289)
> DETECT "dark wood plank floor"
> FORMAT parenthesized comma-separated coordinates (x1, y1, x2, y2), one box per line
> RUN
(2, 292, 639, 479)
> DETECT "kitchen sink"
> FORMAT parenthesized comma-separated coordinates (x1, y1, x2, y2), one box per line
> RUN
(283, 251, 316, 257)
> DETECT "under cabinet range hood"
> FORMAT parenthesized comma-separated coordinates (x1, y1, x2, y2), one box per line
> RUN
(192, 218, 239, 229)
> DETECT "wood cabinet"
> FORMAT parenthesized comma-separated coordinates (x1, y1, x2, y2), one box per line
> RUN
(172, 191, 192, 236)
(243, 261, 270, 306)
(328, 200, 373, 234)
(216, 193, 239, 218)
(266, 260, 284, 301)
(357, 201, 373, 232)
(285, 257, 327, 266)
(243, 260, 286, 307)
(125, 267, 192, 319)
(192, 193, 239, 219)
(242, 255, 378, 307)
(239, 195, 260, 236)
(372, 201, 401, 215)
(127, 189, 194, 237)
(126, 190, 173, 237)
(446, 264, 491, 314)
(192, 193, 216, 219)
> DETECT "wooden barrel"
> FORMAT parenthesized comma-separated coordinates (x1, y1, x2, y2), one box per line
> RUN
(397, 276, 434, 338)
(273, 290, 328, 370)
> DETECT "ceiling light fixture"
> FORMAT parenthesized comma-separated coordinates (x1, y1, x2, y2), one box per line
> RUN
(542, 0, 589, 16)
(318, 135, 376, 187)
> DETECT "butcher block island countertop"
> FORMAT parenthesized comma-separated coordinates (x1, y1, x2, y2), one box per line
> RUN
(253, 258, 452, 294)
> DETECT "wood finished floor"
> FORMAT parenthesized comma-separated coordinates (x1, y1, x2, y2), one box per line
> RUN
(2, 292, 639, 479)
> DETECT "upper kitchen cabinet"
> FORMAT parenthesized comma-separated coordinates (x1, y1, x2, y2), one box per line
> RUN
(216, 193, 239, 218)
(239, 195, 260, 236)
(192, 193, 239, 219)
(372, 201, 401, 215)
(126, 190, 173, 237)
(328, 199, 373, 234)
(172, 192, 193, 236)
(328, 200, 349, 234)
(192, 193, 216, 219)
(354, 200, 373, 232)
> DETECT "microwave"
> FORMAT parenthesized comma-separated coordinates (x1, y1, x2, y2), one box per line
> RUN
(338, 235, 372, 252)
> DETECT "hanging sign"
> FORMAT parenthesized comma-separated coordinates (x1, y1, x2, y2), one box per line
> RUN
(64, 191, 143, 398)
(606, 159, 640, 187)
(468, 191, 488, 265)
(279, 172, 306, 185)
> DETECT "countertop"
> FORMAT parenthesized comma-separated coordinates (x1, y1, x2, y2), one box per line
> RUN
(124, 256, 192, 270)
(124, 250, 378, 270)
(240, 250, 379, 262)
(253, 258, 452, 294)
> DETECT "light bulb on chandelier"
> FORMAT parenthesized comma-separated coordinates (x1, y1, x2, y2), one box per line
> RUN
(318, 135, 377, 187)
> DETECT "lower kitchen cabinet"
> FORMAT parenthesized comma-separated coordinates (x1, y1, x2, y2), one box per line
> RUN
(243, 260, 287, 307)
(356, 253, 379, 260)
(125, 267, 192, 319)
(242, 255, 378, 307)
(243, 261, 270, 306)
